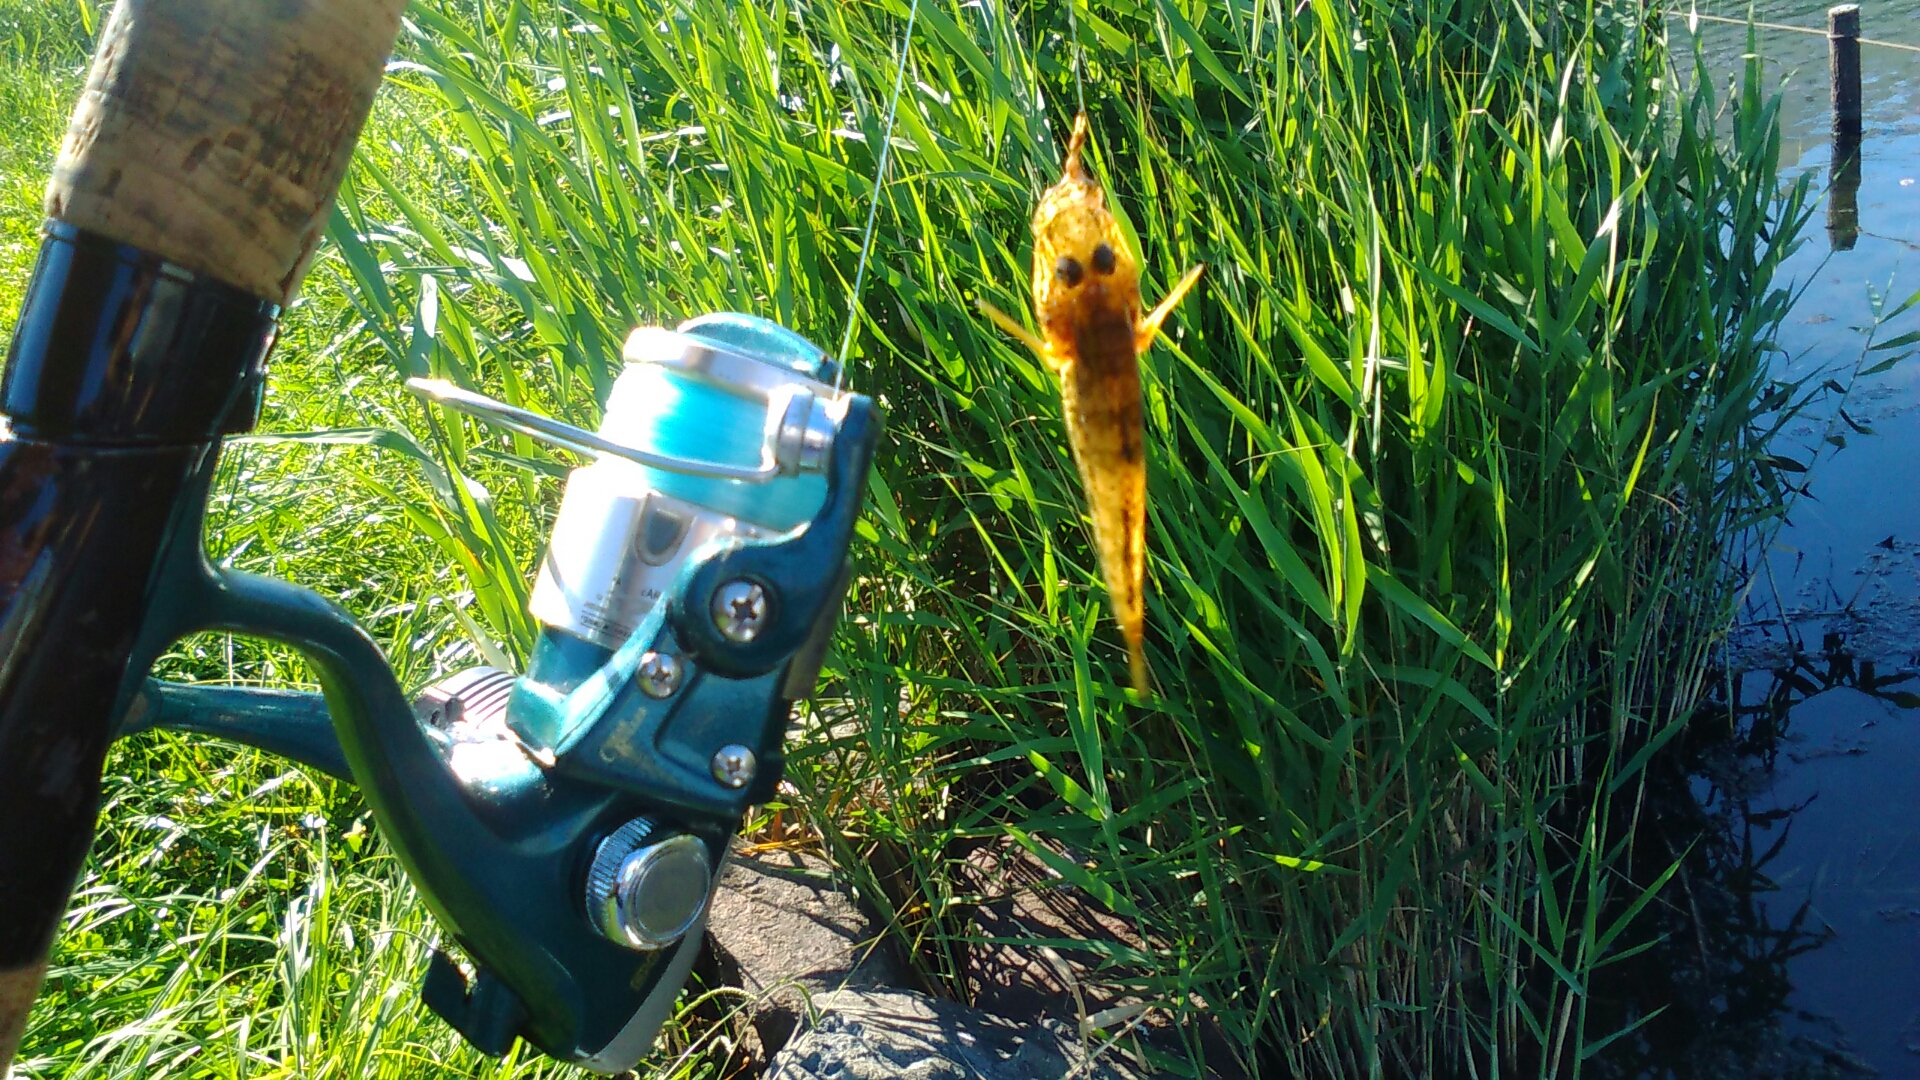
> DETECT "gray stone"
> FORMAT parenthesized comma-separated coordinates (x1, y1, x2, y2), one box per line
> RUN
(698, 843, 1232, 1078)
(707, 847, 907, 994)
(766, 988, 1144, 1080)
(959, 837, 1145, 1026)
(699, 847, 910, 1066)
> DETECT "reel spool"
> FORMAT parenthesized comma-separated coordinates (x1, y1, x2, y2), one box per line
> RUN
(449, 314, 849, 739)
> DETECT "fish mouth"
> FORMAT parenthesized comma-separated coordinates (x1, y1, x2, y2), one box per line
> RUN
(1062, 111, 1091, 180)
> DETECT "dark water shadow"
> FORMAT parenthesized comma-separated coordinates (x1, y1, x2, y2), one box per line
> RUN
(1588, 639, 1920, 1078)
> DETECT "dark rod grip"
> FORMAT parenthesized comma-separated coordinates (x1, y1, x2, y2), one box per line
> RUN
(46, 0, 408, 305)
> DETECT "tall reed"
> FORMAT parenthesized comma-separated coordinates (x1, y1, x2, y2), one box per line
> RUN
(319, 0, 1812, 1073)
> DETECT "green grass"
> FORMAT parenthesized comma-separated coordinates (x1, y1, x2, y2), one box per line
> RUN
(1, 0, 1821, 1075)
(0, 0, 86, 289)
(313, 0, 1818, 1073)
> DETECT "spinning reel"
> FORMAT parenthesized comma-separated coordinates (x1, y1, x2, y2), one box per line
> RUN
(0, 1, 878, 1074)
(113, 312, 878, 1070)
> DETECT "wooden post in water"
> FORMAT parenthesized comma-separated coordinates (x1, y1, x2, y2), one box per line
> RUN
(1828, 3, 1862, 250)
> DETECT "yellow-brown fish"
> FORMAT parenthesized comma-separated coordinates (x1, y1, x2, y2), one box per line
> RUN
(978, 113, 1204, 694)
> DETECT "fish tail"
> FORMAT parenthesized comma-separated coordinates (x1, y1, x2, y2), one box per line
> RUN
(1061, 365, 1150, 698)
(1127, 633, 1150, 697)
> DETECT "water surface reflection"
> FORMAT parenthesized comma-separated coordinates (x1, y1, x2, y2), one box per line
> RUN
(1633, 3, 1920, 1072)
(1594, 644, 1918, 1077)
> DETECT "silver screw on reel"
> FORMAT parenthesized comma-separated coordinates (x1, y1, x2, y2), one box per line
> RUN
(636, 652, 682, 698)
(709, 744, 757, 789)
(711, 580, 769, 642)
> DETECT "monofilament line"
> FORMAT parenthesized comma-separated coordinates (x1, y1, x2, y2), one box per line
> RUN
(836, 0, 922, 392)
(1067, 0, 1084, 113)
(1670, 10, 1920, 53)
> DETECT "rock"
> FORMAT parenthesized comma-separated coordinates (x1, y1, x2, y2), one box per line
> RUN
(959, 837, 1145, 1026)
(766, 988, 1145, 1080)
(699, 846, 910, 1067)
(698, 841, 1239, 1078)
(957, 838, 1249, 1080)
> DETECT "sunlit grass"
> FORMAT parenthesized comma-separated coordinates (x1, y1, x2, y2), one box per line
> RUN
(0, 4, 716, 1077)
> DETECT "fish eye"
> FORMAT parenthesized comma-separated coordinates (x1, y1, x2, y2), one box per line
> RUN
(1091, 243, 1116, 274)
(1055, 255, 1084, 287)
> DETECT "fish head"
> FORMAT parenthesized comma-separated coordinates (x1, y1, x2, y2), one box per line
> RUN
(1029, 113, 1139, 326)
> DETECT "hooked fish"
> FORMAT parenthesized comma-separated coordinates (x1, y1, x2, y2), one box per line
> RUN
(978, 113, 1204, 695)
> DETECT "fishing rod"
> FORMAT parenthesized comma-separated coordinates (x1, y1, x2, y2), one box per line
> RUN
(0, 0, 883, 1073)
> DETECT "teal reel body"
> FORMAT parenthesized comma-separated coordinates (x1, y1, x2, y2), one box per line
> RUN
(115, 313, 879, 1072)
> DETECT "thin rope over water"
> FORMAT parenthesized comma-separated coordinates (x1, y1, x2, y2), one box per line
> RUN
(836, 0, 922, 391)
(1672, 10, 1920, 54)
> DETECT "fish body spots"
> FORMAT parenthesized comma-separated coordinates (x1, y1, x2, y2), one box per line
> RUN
(1056, 303, 1146, 646)
(1026, 116, 1154, 692)
(1040, 273, 1139, 368)
(1059, 307, 1144, 466)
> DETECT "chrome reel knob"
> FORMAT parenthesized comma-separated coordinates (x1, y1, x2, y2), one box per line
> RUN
(583, 819, 712, 951)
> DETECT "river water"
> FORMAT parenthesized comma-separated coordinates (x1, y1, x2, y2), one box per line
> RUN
(1654, 3, 1920, 1074)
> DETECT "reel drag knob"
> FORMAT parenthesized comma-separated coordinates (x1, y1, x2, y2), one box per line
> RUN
(582, 818, 712, 950)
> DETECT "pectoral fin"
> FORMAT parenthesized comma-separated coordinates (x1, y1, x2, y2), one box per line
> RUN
(977, 299, 1066, 373)
(1136, 264, 1206, 351)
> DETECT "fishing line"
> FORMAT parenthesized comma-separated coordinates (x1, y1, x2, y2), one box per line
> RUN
(1067, 0, 1085, 114)
(1671, 10, 1920, 54)
(836, 0, 922, 392)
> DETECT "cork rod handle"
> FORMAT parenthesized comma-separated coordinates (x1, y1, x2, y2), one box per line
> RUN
(45, 0, 408, 305)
